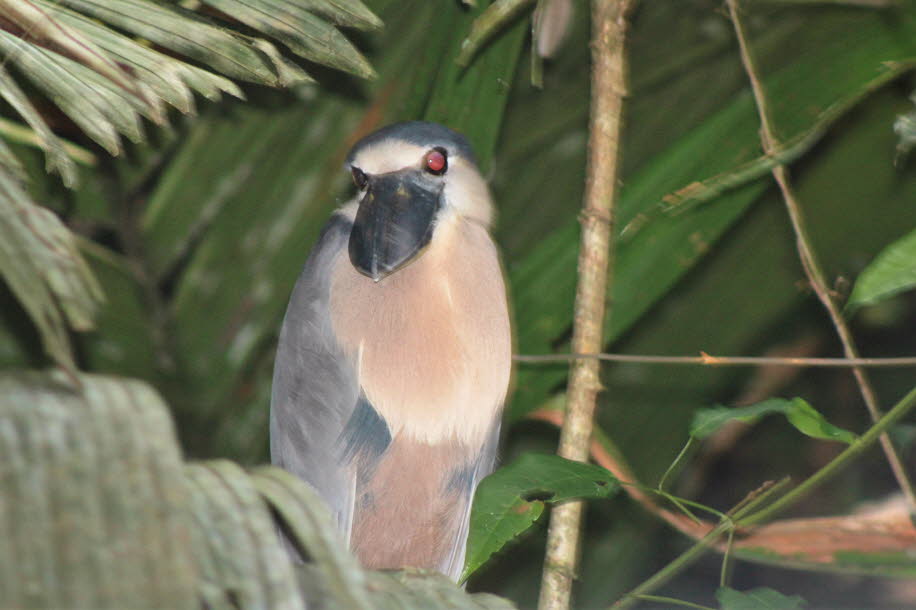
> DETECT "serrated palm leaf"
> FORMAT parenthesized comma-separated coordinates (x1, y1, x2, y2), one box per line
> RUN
(35, 0, 243, 113)
(198, 0, 374, 78)
(0, 64, 77, 185)
(0, 168, 102, 373)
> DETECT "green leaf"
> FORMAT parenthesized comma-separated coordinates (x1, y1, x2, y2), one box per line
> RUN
(198, 0, 374, 78)
(184, 462, 305, 610)
(251, 467, 373, 610)
(505, 9, 916, 421)
(36, 0, 243, 113)
(0, 31, 123, 154)
(0, 64, 78, 186)
(716, 586, 807, 609)
(0, 167, 103, 373)
(848, 227, 916, 310)
(56, 0, 293, 86)
(0, 371, 197, 609)
(691, 398, 857, 444)
(0, 0, 143, 100)
(462, 453, 620, 582)
(457, 0, 536, 67)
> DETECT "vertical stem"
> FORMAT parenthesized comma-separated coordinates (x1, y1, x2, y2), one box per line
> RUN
(726, 0, 916, 511)
(538, 1, 633, 609)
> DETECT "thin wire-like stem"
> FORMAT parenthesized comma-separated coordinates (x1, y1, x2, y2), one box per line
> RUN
(611, 480, 791, 609)
(741, 384, 916, 526)
(515, 352, 916, 367)
(631, 595, 716, 610)
(537, 1, 633, 608)
(726, 0, 916, 512)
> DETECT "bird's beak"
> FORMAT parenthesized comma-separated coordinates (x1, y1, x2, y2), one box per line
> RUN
(349, 169, 443, 282)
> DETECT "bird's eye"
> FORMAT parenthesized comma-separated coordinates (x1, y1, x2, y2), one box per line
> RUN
(352, 167, 368, 189)
(424, 148, 448, 175)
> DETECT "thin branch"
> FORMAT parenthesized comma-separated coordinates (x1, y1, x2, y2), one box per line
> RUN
(726, 0, 916, 512)
(537, 1, 633, 608)
(607, 378, 916, 606)
(531, 403, 916, 582)
(515, 352, 916, 367)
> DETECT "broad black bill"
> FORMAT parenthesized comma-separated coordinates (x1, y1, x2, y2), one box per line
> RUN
(349, 169, 443, 281)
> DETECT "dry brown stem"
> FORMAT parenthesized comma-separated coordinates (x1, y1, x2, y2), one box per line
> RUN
(725, 0, 916, 512)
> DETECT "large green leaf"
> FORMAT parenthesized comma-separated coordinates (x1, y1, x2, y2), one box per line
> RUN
(690, 397, 857, 444)
(0, 169, 102, 373)
(462, 453, 620, 582)
(716, 586, 807, 609)
(0, 371, 197, 609)
(847, 227, 916, 310)
(505, 8, 916, 421)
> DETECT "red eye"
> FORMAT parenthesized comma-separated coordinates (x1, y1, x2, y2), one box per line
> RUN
(424, 148, 447, 175)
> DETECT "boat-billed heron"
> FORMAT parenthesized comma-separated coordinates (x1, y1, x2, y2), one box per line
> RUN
(270, 121, 511, 580)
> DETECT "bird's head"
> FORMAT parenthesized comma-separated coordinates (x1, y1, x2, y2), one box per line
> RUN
(344, 121, 491, 282)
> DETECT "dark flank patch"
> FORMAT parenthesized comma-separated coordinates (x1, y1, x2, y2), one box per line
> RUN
(346, 121, 478, 166)
(444, 460, 476, 494)
(338, 394, 391, 482)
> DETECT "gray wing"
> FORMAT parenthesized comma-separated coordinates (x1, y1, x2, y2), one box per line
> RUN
(270, 213, 362, 540)
(441, 418, 502, 581)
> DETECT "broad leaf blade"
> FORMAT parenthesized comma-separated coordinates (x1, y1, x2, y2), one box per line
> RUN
(691, 397, 857, 444)
(0, 371, 197, 609)
(462, 453, 619, 581)
(716, 586, 807, 609)
(848, 227, 916, 310)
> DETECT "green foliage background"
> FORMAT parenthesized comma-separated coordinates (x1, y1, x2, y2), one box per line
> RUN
(3, 0, 916, 607)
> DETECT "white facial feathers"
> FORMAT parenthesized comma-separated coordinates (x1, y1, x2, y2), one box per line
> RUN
(348, 139, 494, 227)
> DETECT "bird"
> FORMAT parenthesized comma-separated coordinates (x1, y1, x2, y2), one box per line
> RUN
(270, 121, 512, 581)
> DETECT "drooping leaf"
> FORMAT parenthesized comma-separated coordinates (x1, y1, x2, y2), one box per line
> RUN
(462, 453, 620, 582)
(847, 226, 916, 310)
(0, 167, 103, 373)
(0, 0, 142, 98)
(456, 0, 536, 67)
(0, 64, 78, 186)
(716, 586, 807, 609)
(185, 461, 305, 610)
(690, 397, 857, 444)
(55, 0, 302, 86)
(0, 31, 124, 154)
(198, 0, 375, 79)
(36, 0, 243, 113)
(0, 371, 198, 609)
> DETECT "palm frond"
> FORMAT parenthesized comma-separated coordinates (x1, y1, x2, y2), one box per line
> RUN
(0, 0, 379, 371)
(0, 171, 102, 375)
(0, 370, 518, 609)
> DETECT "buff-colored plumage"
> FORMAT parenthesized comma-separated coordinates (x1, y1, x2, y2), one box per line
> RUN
(270, 122, 511, 579)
